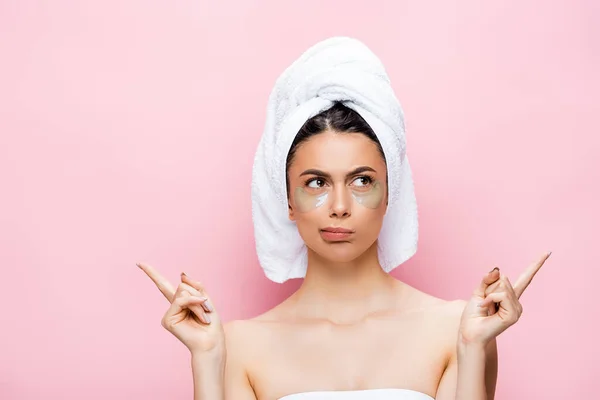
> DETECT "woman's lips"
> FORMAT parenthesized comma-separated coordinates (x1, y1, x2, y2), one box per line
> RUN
(320, 227, 354, 241)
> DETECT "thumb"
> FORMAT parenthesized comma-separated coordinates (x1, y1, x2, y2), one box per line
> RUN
(473, 267, 501, 298)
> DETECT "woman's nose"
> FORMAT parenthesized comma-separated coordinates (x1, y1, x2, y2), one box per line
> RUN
(329, 187, 352, 218)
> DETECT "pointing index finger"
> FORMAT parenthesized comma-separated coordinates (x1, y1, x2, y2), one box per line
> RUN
(137, 262, 176, 302)
(513, 252, 552, 299)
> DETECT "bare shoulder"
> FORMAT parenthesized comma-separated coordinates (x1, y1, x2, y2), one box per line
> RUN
(399, 283, 467, 336)
(223, 306, 284, 348)
(222, 318, 266, 377)
(400, 287, 468, 363)
(431, 298, 467, 337)
(401, 282, 467, 314)
(431, 297, 468, 319)
(222, 307, 287, 377)
(223, 318, 264, 349)
(223, 319, 250, 343)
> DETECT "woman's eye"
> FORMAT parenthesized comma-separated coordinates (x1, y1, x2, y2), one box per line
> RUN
(307, 178, 325, 188)
(352, 176, 372, 187)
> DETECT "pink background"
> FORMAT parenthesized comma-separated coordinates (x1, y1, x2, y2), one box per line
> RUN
(1, 1, 598, 399)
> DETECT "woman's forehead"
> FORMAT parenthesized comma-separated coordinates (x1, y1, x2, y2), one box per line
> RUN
(291, 131, 383, 167)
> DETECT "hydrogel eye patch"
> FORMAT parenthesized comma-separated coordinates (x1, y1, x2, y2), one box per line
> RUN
(293, 180, 384, 212)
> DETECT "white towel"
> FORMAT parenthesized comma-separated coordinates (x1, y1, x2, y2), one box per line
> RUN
(251, 36, 418, 283)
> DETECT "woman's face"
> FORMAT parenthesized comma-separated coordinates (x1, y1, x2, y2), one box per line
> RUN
(287, 129, 388, 263)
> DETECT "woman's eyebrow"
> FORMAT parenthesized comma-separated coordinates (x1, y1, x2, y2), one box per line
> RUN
(299, 166, 377, 178)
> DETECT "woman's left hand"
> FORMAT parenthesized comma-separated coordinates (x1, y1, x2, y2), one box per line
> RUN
(458, 252, 552, 346)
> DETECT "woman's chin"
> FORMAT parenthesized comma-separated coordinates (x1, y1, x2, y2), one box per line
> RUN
(313, 242, 369, 263)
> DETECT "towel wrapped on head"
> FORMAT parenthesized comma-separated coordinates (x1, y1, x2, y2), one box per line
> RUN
(251, 36, 418, 283)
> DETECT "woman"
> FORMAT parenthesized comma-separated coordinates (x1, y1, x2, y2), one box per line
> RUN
(137, 37, 550, 400)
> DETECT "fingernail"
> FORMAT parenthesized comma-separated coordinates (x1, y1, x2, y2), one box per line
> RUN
(204, 300, 214, 313)
(489, 267, 499, 273)
(203, 313, 211, 324)
(181, 272, 187, 276)
(547, 251, 552, 257)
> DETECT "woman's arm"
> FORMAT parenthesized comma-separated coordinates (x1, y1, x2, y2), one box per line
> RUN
(191, 351, 226, 400)
(222, 321, 258, 400)
(435, 337, 497, 400)
(435, 300, 498, 400)
(189, 321, 257, 400)
(456, 338, 498, 400)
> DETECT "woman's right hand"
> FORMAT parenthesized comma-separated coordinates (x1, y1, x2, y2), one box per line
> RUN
(137, 262, 225, 356)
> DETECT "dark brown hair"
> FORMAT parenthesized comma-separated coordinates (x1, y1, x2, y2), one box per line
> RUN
(285, 101, 386, 197)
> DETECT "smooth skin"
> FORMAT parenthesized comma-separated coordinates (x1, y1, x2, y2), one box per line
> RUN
(138, 130, 550, 400)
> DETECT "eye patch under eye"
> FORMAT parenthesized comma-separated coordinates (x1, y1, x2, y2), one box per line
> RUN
(293, 187, 328, 213)
(292, 179, 384, 212)
(350, 180, 383, 209)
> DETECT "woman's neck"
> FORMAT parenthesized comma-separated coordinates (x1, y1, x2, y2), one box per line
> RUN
(289, 242, 406, 324)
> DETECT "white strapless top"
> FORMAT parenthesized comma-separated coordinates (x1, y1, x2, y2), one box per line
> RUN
(279, 388, 434, 399)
